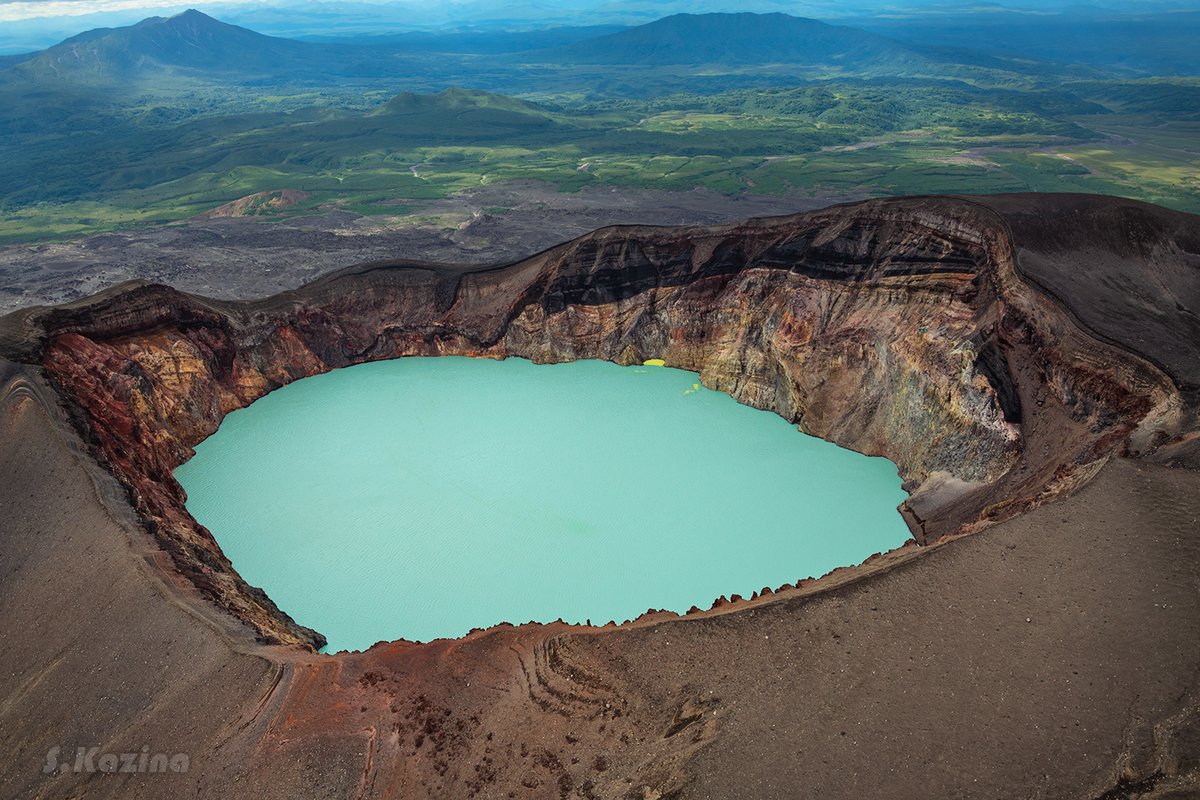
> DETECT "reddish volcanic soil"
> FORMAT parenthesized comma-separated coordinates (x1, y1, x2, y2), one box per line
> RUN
(1, 193, 1198, 799)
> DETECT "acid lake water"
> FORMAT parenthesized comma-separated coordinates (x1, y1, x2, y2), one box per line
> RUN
(175, 357, 910, 652)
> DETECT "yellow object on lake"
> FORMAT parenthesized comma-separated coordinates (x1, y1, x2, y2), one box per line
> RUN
(643, 358, 666, 367)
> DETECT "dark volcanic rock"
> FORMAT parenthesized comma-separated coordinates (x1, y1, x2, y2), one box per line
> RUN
(973, 193, 1200, 390)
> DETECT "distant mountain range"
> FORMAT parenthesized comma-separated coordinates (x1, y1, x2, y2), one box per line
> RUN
(531, 12, 926, 67)
(2, 3, 1196, 77)
(0, 9, 936, 84)
(852, 8, 1200, 75)
(0, 5, 1190, 103)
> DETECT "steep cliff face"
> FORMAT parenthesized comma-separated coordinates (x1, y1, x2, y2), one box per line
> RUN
(7, 195, 1187, 650)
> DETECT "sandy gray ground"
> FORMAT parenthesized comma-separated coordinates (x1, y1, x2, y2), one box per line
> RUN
(0, 369, 278, 800)
(0, 182, 855, 314)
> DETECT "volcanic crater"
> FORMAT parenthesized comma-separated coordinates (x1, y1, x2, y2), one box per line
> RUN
(2, 193, 1199, 799)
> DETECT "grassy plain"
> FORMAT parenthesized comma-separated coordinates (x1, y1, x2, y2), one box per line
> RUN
(2, 74, 1198, 244)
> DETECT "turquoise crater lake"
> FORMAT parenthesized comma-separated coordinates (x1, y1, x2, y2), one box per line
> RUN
(175, 357, 911, 652)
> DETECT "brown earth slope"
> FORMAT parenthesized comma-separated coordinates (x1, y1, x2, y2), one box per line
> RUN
(0, 193, 1198, 799)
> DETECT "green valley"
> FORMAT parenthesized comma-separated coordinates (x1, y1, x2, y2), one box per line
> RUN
(1, 10, 1198, 243)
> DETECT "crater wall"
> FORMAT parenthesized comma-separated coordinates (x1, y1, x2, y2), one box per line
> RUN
(1, 195, 1188, 649)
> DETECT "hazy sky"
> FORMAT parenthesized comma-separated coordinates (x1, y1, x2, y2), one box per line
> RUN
(0, 0, 263, 20)
(1, 0, 510, 21)
(0, 0, 825, 25)
(1, 0, 1189, 22)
